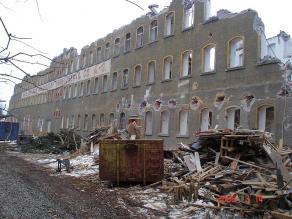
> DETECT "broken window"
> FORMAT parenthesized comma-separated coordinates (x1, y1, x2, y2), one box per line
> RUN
(92, 114, 96, 130)
(203, 45, 216, 72)
(179, 110, 188, 136)
(86, 80, 91, 95)
(165, 12, 174, 36)
(112, 72, 118, 90)
(82, 54, 86, 68)
(183, 4, 194, 29)
(90, 51, 94, 65)
(163, 56, 172, 80)
(114, 38, 120, 56)
(105, 43, 111, 60)
(201, 109, 212, 131)
(145, 111, 153, 135)
(258, 106, 274, 132)
(97, 47, 102, 63)
(70, 60, 74, 73)
(148, 61, 155, 84)
(123, 69, 129, 88)
(84, 114, 88, 130)
(268, 43, 276, 57)
(134, 65, 142, 86)
(109, 113, 115, 126)
(125, 33, 131, 52)
(102, 75, 108, 92)
(204, 0, 211, 21)
(226, 108, 240, 129)
(74, 84, 78, 97)
(136, 26, 144, 48)
(100, 113, 105, 127)
(94, 77, 99, 94)
(229, 37, 244, 68)
(182, 51, 192, 77)
(150, 20, 158, 42)
(160, 111, 170, 135)
(119, 112, 126, 130)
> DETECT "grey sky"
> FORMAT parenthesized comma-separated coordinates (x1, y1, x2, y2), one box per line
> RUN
(0, 0, 291, 104)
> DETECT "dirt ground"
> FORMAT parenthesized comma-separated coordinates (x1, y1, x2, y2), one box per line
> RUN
(0, 149, 151, 218)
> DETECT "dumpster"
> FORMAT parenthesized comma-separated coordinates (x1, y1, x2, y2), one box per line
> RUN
(100, 139, 164, 185)
(0, 122, 19, 141)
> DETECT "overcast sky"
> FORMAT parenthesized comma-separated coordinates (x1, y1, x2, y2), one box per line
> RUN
(1, 0, 292, 105)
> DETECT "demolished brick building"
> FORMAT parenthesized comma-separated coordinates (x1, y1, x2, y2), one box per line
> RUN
(8, 0, 292, 150)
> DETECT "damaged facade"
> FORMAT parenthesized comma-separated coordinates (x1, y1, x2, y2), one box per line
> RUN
(8, 0, 292, 150)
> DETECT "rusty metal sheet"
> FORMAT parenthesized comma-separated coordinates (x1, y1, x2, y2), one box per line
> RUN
(100, 140, 164, 185)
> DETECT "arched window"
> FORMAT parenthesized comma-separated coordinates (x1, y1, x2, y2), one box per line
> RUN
(165, 12, 174, 36)
(105, 43, 111, 60)
(119, 112, 126, 130)
(97, 47, 102, 63)
(181, 51, 192, 77)
(102, 75, 108, 92)
(179, 110, 188, 135)
(100, 113, 105, 127)
(147, 61, 156, 84)
(123, 69, 129, 88)
(134, 65, 142, 86)
(163, 56, 172, 80)
(257, 106, 274, 132)
(90, 51, 94, 65)
(136, 26, 144, 48)
(150, 20, 158, 42)
(145, 111, 153, 135)
(228, 37, 244, 68)
(112, 72, 118, 90)
(92, 114, 96, 130)
(203, 44, 216, 72)
(114, 38, 120, 56)
(70, 115, 75, 129)
(84, 114, 89, 130)
(125, 33, 131, 52)
(201, 109, 212, 131)
(160, 111, 170, 135)
(226, 107, 240, 129)
(109, 113, 115, 126)
(77, 115, 81, 130)
(86, 80, 91, 95)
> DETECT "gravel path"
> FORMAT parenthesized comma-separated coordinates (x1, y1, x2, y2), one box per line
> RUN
(0, 151, 137, 219)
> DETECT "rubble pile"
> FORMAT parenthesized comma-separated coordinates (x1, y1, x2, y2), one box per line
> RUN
(159, 129, 292, 217)
(19, 129, 82, 154)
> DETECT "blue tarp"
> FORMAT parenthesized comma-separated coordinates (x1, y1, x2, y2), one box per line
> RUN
(0, 122, 19, 141)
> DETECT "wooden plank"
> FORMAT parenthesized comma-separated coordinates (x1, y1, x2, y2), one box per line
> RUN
(223, 156, 271, 171)
(215, 152, 220, 165)
(271, 211, 292, 219)
(194, 152, 202, 172)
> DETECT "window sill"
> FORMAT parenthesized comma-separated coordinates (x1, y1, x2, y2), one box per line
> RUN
(182, 26, 194, 32)
(146, 82, 155, 86)
(92, 92, 99, 95)
(120, 86, 129, 90)
(124, 50, 131, 55)
(164, 34, 174, 39)
(225, 66, 245, 72)
(101, 91, 108, 94)
(179, 75, 192, 80)
(176, 134, 189, 138)
(135, 45, 144, 50)
(158, 133, 170, 137)
(148, 40, 158, 45)
(85, 94, 91, 97)
(256, 59, 280, 66)
(200, 71, 216, 76)
(132, 85, 141, 88)
(161, 79, 172, 83)
(111, 88, 118, 92)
